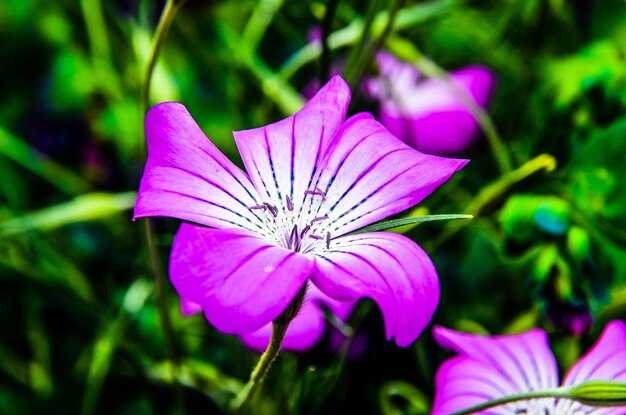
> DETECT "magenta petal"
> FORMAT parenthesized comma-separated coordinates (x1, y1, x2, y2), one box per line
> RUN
(556, 321, 626, 415)
(432, 327, 559, 415)
(312, 113, 468, 236)
(240, 294, 325, 352)
(240, 284, 355, 352)
(233, 76, 351, 212)
(169, 223, 314, 334)
(312, 232, 438, 346)
(180, 298, 202, 317)
(134, 103, 263, 231)
(562, 321, 626, 385)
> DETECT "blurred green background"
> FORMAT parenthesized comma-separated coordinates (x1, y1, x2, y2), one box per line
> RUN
(1, 0, 626, 413)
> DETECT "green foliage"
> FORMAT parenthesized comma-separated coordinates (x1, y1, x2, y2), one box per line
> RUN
(1, 0, 626, 414)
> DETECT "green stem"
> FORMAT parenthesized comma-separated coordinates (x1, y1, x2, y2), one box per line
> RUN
(142, 0, 187, 115)
(320, 0, 340, 84)
(431, 153, 556, 251)
(385, 36, 513, 175)
(446, 388, 569, 415)
(80, 0, 123, 101)
(230, 285, 307, 412)
(140, 0, 188, 413)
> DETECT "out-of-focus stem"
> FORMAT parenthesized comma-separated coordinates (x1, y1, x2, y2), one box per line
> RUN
(432, 154, 556, 251)
(385, 36, 513, 175)
(142, 0, 188, 115)
(141, 1, 188, 413)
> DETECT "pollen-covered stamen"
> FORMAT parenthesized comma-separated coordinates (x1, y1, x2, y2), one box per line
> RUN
(304, 187, 326, 201)
(311, 215, 328, 224)
(286, 195, 294, 211)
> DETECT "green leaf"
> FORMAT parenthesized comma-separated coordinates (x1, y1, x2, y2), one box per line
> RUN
(0, 127, 91, 196)
(0, 192, 136, 236)
(350, 214, 473, 234)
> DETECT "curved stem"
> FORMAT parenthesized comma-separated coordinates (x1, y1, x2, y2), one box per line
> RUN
(230, 284, 307, 412)
(431, 153, 556, 251)
(140, 0, 188, 413)
(446, 388, 569, 415)
(142, 0, 187, 115)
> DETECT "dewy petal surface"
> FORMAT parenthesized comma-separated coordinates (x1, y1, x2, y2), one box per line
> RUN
(233, 75, 351, 216)
(431, 327, 559, 415)
(312, 232, 438, 347)
(134, 103, 264, 232)
(310, 113, 468, 236)
(555, 321, 626, 415)
(169, 223, 314, 334)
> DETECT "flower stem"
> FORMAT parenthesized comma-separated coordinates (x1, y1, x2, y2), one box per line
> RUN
(141, 0, 188, 116)
(431, 153, 556, 251)
(445, 388, 569, 415)
(140, 0, 188, 413)
(230, 284, 308, 412)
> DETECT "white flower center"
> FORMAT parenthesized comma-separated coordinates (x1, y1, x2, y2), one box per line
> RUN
(249, 188, 332, 254)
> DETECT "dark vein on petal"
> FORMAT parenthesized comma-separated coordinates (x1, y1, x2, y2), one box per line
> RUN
(153, 165, 261, 225)
(156, 188, 261, 231)
(222, 245, 273, 284)
(331, 159, 425, 232)
(264, 128, 282, 201)
(328, 148, 412, 213)
(197, 145, 259, 204)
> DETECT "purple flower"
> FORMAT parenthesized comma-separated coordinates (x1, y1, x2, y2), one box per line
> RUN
(134, 76, 467, 347)
(432, 321, 626, 414)
(365, 52, 496, 156)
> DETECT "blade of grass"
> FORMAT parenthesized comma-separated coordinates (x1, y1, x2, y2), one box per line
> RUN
(0, 192, 136, 237)
(0, 127, 91, 196)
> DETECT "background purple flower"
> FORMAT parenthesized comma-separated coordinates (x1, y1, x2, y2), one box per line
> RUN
(180, 285, 354, 352)
(365, 52, 496, 156)
(431, 321, 626, 415)
(134, 76, 468, 347)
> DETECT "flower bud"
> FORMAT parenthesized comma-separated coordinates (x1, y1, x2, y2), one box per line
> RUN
(568, 381, 626, 407)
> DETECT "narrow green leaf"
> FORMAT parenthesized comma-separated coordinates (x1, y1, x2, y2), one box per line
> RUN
(0, 127, 91, 196)
(350, 214, 473, 234)
(0, 192, 137, 236)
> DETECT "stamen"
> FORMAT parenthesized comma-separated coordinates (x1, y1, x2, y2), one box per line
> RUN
(311, 215, 328, 224)
(325, 231, 331, 249)
(304, 187, 326, 201)
(250, 205, 267, 211)
(289, 225, 298, 248)
(309, 235, 323, 240)
(300, 225, 311, 238)
(264, 203, 278, 218)
(286, 195, 294, 211)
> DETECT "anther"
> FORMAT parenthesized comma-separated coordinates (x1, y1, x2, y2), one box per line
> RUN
(300, 225, 311, 238)
(264, 203, 278, 218)
(304, 187, 326, 201)
(309, 235, 323, 240)
(250, 205, 267, 211)
(286, 195, 294, 211)
(325, 231, 331, 249)
(311, 215, 328, 224)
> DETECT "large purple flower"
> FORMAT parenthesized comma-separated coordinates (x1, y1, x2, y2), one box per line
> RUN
(432, 321, 626, 414)
(134, 76, 468, 347)
(365, 52, 496, 156)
